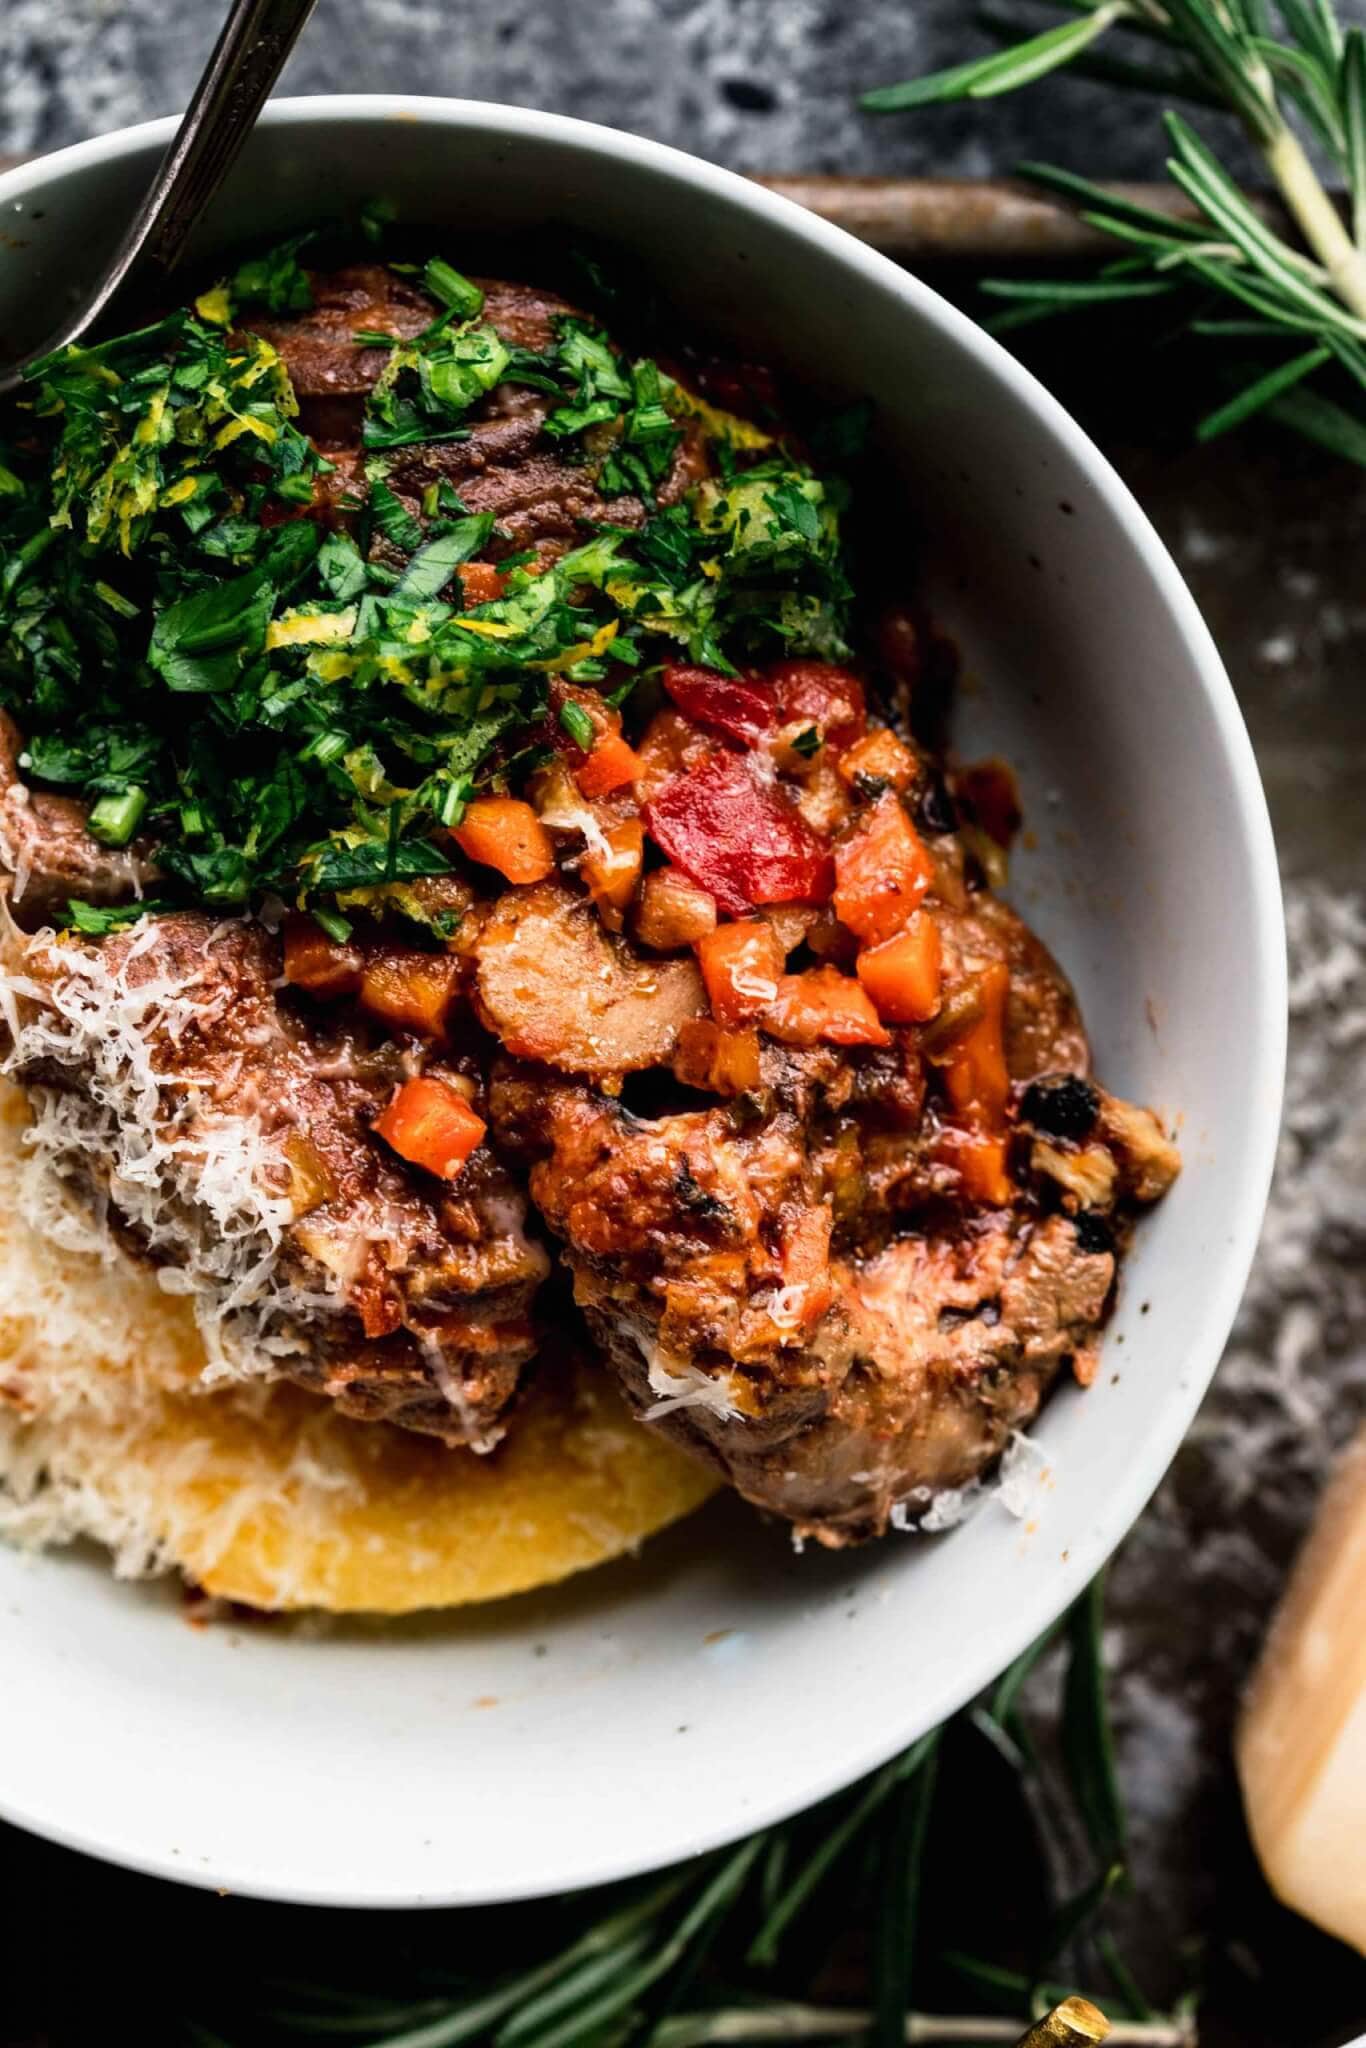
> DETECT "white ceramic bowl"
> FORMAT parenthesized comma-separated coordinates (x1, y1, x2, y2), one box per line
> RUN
(0, 97, 1284, 1907)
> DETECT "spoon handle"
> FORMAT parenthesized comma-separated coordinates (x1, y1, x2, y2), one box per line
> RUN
(137, 0, 320, 275)
(0, 0, 317, 393)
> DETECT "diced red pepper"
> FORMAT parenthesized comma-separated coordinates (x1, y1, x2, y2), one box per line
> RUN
(643, 752, 834, 918)
(696, 920, 784, 1028)
(662, 664, 776, 746)
(374, 1076, 486, 1180)
(764, 965, 891, 1048)
(282, 914, 363, 999)
(833, 792, 935, 946)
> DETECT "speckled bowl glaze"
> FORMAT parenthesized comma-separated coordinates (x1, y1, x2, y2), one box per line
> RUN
(0, 98, 1285, 1907)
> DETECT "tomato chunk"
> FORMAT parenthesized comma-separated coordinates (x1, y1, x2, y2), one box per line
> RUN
(453, 797, 556, 885)
(576, 732, 642, 799)
(360, 947, 462, 1039)
(672, 1018, 762, 1097)
(663, 664, 776, 746)
(696, 920, 784, 1028)
(282, 914, 363, 999)
(834, 792, 935, 945)
(644, 752, 834, 918)
(941, 961, 1011, 1126)
(764, 965, 891, 1048)
(767, 661, 866, 754)
(374, 1076, 486, 1180)
(855, 910, 943, 1024)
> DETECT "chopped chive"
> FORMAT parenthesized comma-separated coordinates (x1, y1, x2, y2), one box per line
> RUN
(93, 580, 139, 618)
(311, 905, 353, 943)
(301, 729, 350, 766)
(436, 779, 469, 827)
(423, 257, 484, 321)
(87, 789, 147, 846)
(558, 699, 597, 749)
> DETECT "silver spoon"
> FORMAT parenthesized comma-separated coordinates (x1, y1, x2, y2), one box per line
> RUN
(0, 0, 318, 397)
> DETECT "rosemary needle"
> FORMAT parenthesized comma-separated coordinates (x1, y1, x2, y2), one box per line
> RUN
(863, 0, 1366, 463)
(174, 1582, 1196, 2048)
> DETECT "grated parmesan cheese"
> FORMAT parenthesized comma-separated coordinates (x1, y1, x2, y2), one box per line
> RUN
(641, 1340, 748, 1423)
(0, 912, 321, 1389)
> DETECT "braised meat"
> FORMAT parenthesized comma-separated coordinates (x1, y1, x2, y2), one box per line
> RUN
(0, 244, 1181, 1543)
(0, 714, 157, 931)
(246, 265, 707, 569)
(485, 864, 1164, 1543)
(0, 907, 548, 1447)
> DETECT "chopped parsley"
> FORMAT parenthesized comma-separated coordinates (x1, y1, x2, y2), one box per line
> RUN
(0, 233, 858, 929)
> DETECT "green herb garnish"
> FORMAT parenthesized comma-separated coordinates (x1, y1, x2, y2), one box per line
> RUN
(558, 698, 596, 749)
(0, 244, 855, 931)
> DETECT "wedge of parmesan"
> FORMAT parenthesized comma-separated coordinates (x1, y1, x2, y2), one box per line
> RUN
(1237, 1428, 1366, 1956)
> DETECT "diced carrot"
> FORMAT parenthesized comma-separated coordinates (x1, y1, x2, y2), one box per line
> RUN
(672, 1018, 762, 1096)
(582, 817, 644, 931)
(938, 1126, 1012, 1206)
(374, 1076, 486, 1180)
(696, 920, 785, 1028)
(941, 960, 1011, 1126)
(282, 914, 363, 999)
(633, 868, 718, 951)
(577, 732, 643, 799)
(457, 561, 507, 606)
(453, 797, 556, 884)
(764, 965, 891, 1048)
(855, 909, 943, 1025)
(833, 792, 935, 945)
(359, 947, 462, 1039)
(837, 727, 919, 794)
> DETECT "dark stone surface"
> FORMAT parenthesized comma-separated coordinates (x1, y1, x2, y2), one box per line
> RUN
(1, 8, 1364, 2045)
(0, 0, 1360, 175)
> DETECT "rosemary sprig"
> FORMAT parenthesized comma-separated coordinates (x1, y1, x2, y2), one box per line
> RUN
(863, 1, 1366, 458)
(176, 1577, 1197, 2048)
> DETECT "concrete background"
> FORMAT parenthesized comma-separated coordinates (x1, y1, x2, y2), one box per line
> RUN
(9, 0, 1360, 176)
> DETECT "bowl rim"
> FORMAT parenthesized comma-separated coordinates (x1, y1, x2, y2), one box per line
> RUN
(0, 93, 1287, 1908)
